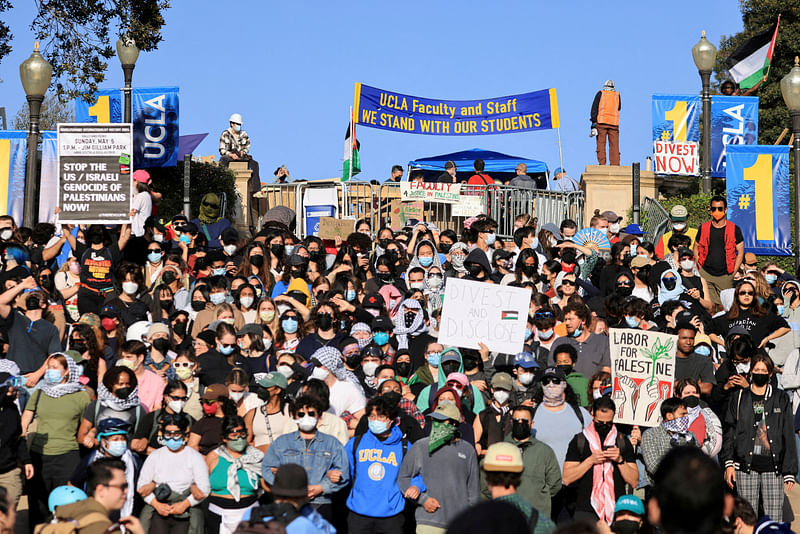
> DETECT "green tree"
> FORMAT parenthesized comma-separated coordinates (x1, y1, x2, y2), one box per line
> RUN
(2, 1, 170, 101)
(12, 95, 73, 130)
(715, 1, 800, 145)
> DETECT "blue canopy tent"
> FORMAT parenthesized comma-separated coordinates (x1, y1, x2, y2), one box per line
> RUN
(408, 148, 549, 185)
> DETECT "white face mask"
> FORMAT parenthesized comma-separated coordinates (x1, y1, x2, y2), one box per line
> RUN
(229, 391, 245, 403)
(153, 233, 164, 243)
(428, 276, 443, 290)
(735, 362, 751, 374)
(239, 296, 254, 309)
(673, 222, 687, 231)
(0, 229, 12, 241)
(296, 415, 317, 432)
(362, 361, 379, 377)
(277, 365, 294, 378)
(410, 282, 424, 290)
(609, 223, 620, 234)
(593, 389, 603, 400)
(493, 390, 510, 404)
(168, 400, 186, 413)
(224, 244, 238, 256)
(311, 366, 330, 381)
(518, 372, 535, 386)
(680, 259, 695, 271)
(122, 282, 138, 295)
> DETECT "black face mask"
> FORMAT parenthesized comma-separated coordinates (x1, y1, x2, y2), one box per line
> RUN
(381, 391, 401, 406)
(466, 263, 484, 278)
(751, 373, 769, 387)
(377, 272, 393, 283)
(522, 265, 536, 278)
(636, 268, 650, 284)
(89, 233, 104, 245)
(26, 295, 41, 310)
(159, 299, 173, 311)
(594, 420, 613, 439)
(462, 355, 480, 371)
(291, 268, 306, 280)
(39, 276, 54, 292)
(441, 362, 459, 377)
(345, 354, 362, 369)
(71, 340, 87, 354)
(379, 238, 391, 249)
(612, 519, 641, 534)
(173, 322, 188, 336)
(270, 244, 283, 257)
(557, 364, 573, 376)
(404, 311, 417, 328)
(395, 362, 411, 377)
(615, 285, 632, 297)
(512, 421, 531, 440)
(663, 278, 677, 291)
(683, 395, 700, 408)
(620, 253, 632, 265)
(256, 386, 270, 402)
(152, 338, 170, 354)
(316, 313, 333, 331)
(162, 271, 177, 285)
(309, 250, 322, 261)
(191, 301, 206, 312)
(250, 254, 265, 267)
(438, 243, 451, 254)
(114, 387, 132, 400)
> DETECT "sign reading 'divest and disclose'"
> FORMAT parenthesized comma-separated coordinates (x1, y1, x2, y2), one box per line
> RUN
(438, 278, 531, 355)
(57, 124, 133, 224)
(354, 83, 560, 135)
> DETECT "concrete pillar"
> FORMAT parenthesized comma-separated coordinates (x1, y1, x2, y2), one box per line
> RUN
(580, 165, 663, 227)
(229, 161, 252, 237)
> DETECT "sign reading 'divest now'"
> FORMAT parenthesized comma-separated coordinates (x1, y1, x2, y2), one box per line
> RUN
(57, 123, 133, 224)
(438, 277, 531, 354)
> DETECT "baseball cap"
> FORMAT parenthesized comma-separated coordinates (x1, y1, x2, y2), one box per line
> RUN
(271, 464, 308, 498)
(362, 292, 385, 310)
(615, 495, 644, 516)
(622, 223, 644, 236)
(441, 351, 461, 365)
(553, 167, 565, 176)
(542, 366, 567, 381)
(237, 324, 264, 337)
(372, 316, 393, 332)
(601, 210, 622, 223)
(669, 205, 688, 222)
(257, 372, 288, 390)
(99, 304, 118, 318)
(676, 247, 694, 260)
(430, 402, 461, 422)
(288, 254, 308, 267)
(514, 352, 540, 369)
(147, 323, 170, 340)
(744, 252, 758, 266)
(483, 442, 524, 473)
(201, 383, 229, 401)
(694, 333, 712, 347)
(133, 169, 150, 183)
(541, 223, 562, 240)
(491, 372, 514, 391)
(630, 256, 649, 269)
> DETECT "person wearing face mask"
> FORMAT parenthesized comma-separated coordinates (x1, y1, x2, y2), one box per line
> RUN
(204, 415, 264, 534)
(549, 302, 612, 377)
(562, 396, 638, 524)
(463, 247, 494, 285)
(423, 267, 445, 315)
(192, 281, 248, 337)
(641, 397, 699, 486)
(601, 211, 623, 244)
(225, 368, 262, 418)
(308, 346, 366, 425)
(77, 367, 141, 450)
(607, 495, 646, 534)
(262, 395, 350, 522)
(244, 372, 292, 453)
(655, 204, 698, 260)
(131, 380, 194, 454)
(474, 373, 514, 455)
(471, 218, 498, 265)
(409, 240, 443, 276)
(391, 298, 433, 369)
(511, 352, 542, 407)
(672, 323, 716, 396)
(445, 242, 470, 279)
(710, 280, 789, 350)
(144, 323, 176, 381)
(407, 341, 442, 394)
(137, 413, 210, 533)
(187, 383, 238, 456)
(116, 339, 166, 412)
(235, 324, 274, 380)
(55, 254, 82, 323)
(694, 195, 745, 306)
(415, 348, 486, 416)
(294, 303, 344, 361)
(598, 241, 633, 296)
(674, 378, 722, 457)
(722, 354, 796, 521)
(0, 372, 33, 514)
(553, 344, 590, 407)
(674, 246, 714, 312)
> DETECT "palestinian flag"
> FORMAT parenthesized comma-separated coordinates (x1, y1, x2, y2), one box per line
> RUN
(342, 110, 361, 182)
(501, 311, 519, 321)
(726, 17, 780, 89)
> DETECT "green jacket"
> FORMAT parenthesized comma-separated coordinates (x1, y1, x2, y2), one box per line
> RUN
(566, 371, 590, 407)
(481, 434, 562, 517)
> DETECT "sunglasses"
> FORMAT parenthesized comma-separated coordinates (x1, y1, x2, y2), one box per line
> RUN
(202, 201, 219, 209)
(103, 482, 129, 491)
(168, 394, 189, 402)
(616, 281, 632, 287)
(738, 290, 754, 296)
(162, 431, 185, 439)
(710, 206, 725, 212)
(542, 377, 562, 386)
(561, 280, 577, 287)
(296, 410, 317, 418)
(745, 262, 758, 267)
(173, 361, 193, 368)
(226, 430, 247, 439)
(534, 311, 554, 319)
(219, 343, 235, 349)
(511, 418, 531, 425)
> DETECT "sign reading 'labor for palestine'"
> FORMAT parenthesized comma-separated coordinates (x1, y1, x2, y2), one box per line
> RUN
(57, 123, 133, 224)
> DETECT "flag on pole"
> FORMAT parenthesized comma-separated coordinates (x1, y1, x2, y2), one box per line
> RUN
(343, 108, 360, 182)
(726, 17, 780, 89)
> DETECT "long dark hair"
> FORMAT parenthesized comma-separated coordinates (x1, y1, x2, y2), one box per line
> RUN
(727, 280, 765, 319)
(514, 248, 540, 284)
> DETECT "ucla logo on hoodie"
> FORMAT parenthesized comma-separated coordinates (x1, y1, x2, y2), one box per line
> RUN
(359, 449, 398, 481)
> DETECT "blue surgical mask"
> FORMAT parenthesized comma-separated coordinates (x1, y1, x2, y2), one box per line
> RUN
(778, 305, 786, 315)
(345, 289, 356, 302)
(219, 344, 235, 356)
(525, 328, 532, 340)
(285, 245, 295, 256)
(164, 437, 184, 451)
(485, 232, 496, 245)
(427, 352, 441, 367)
(625, 316, 639, 328)
(282, 318, 299, 334)
(212, 268, 226, 277)
(373, 331, 389, 346)
(179, 234, 191, 245)
(695, 345, 711, 357)
(106, 440, 128, 457)
(571, 328, 583, 338)
(148, 251, 162, 264)
(45, 369, 63, 384)
(765, 274, 778, 285)
(233, 124, 241, 133)
(531, 237, 539, 249)
(209, 292, 226, 305)
(538, 329, 554, 340)
(368, 420, 390, 435)
(419, 256, 433, 267)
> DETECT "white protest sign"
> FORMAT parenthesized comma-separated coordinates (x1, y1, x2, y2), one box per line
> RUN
(400, 181, 461, 203)
(452, 194, 484, 216)
(653, 140, 699, 176)
(609, 328, 677, 427)
(438, 277, 531, 354)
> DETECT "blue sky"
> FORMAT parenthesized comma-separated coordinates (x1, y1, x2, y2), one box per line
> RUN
(0, 1, 743, 182)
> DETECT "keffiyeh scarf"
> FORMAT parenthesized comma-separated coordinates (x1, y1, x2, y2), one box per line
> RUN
(311, 346, 363, 390)
(216, 445, 265, 502)
(583, 422, 618, 524)
(37, 354, 85, 398)
(392, 299, 428, 350)
(97, 381, 140, 411)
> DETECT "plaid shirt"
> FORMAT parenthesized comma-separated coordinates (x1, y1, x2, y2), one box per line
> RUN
(399, 398, 425, 428)
(219, 128, 250, 157)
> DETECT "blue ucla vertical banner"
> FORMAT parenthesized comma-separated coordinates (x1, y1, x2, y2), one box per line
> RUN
(39, 131, 58, 224)
(131, 87, 179, 168)
(0, 131, 28, 223)
(74, 89, 123, 123)
(726, 145, 790, 256)
(651, 95, 700, 143)
(710, 96, 758, 178)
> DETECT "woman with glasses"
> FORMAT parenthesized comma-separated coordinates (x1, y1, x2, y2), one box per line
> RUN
(551, 272, 579, 311)
(274, 309, 306, 353)
(137, 412, 210, 534)
(132, 379, 194, 455)
(710, 280, 789, 350)
(204, 415, 265, 534)
(173, 351, 203, 420)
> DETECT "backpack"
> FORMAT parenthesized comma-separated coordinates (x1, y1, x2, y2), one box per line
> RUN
(34, 512, 110, 534)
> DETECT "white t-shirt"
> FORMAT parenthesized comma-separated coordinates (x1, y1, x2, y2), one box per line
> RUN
(328, 379, 366, 417)
(131, 191, 152, 237)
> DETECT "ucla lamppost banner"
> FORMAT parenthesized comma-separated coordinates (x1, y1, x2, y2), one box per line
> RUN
(74, 86, 179, 168)
(353, 83, 560, 135)
(710, 96, 759, 178)
(726, 145, 791, 256)
(0, 131, 28, 223)
(651, 95, 700, 176)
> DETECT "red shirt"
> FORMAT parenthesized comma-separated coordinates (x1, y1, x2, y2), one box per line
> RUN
(467, 173, 494, 185)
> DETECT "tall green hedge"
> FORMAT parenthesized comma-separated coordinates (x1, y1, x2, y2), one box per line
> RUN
(147, 161, 240, 221)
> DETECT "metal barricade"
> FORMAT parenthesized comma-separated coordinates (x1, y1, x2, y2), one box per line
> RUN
(640, 196, 670, 245)
(255, 183, 304, 232)
(339, 181, 377, 228)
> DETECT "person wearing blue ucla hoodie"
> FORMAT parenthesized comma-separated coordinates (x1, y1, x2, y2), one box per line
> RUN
(346, 395, 413, 533)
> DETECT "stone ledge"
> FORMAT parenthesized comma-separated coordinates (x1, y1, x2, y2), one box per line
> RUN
(580, 165, 663, 226)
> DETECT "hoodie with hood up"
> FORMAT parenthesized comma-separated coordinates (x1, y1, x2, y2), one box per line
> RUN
(415, 348, 486, 415)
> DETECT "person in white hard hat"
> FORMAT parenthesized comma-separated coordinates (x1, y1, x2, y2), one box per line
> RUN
(219, 113, 261, 229)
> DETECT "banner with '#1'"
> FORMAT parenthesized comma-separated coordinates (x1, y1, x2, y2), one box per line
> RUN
(726, 144, 791, 256)
(651, 94, 700, 176)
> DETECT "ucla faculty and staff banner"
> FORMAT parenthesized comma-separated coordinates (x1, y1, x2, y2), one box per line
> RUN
(75, 86, 179, 168)
(726, 145, 791, 256)
(354, 83, 560, 135)
(710, 96, 759, 178)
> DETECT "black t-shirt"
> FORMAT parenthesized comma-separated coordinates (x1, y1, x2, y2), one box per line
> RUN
(712, 310, 788, 348)
(674, 353, 717, 384)
(564, 430, 636, 513)
(198, 350, 234, 387)
(77, 243, 121, 291)
(698, 223, 743, 276)
(190, 415, 223, 455)
(104, 296, 150, 327)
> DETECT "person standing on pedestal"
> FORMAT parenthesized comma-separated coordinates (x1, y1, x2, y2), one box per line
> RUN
(590, 80, 621, 165)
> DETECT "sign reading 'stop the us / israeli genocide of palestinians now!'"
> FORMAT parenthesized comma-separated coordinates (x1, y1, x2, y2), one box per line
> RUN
(400, 181, 461, 204)
(609, 328, 677, 427)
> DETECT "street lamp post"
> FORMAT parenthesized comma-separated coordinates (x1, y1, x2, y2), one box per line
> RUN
(19, 42, 52, 226)
(692, 31, 717, 194)
(781, 57, 800, 274)
(116, 35, 139, 123)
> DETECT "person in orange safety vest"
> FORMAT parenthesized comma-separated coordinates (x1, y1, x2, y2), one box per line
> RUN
(590, 80, 621, 166)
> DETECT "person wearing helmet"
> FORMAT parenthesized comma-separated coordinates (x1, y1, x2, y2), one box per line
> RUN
(69, 418, 140, 519)
(47, 485, 87, 514)
(590, 80, 621, 165)
(218, 113, 261, 230)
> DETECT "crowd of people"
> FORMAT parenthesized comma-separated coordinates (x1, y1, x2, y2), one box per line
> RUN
(0, 179, 797, 534)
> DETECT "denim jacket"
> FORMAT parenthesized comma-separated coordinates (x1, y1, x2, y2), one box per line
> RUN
(261, 430, 350, 504)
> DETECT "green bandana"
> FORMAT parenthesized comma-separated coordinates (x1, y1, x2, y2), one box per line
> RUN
(198, 193, 221, 224)
(429, 420, 458, 455)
